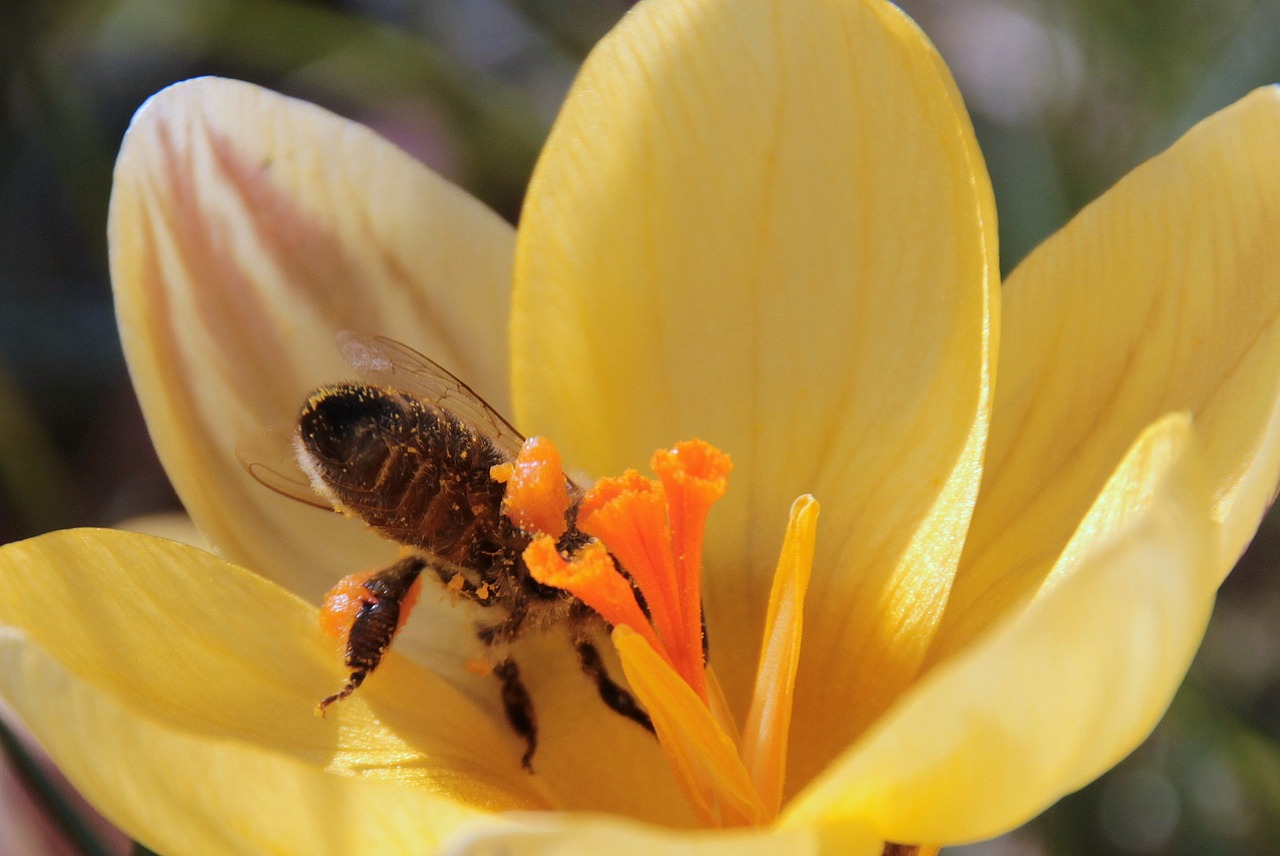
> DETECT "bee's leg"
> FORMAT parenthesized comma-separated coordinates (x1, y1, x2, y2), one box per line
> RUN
(492, 657, 537, 771)
(318, 555, 425, 714)
(572, 630, 654, 734)
(477, 605, 539, 771)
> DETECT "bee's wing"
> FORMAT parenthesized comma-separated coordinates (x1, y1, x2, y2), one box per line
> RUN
(236, 423, 333, 511)
(337, 331, 526, 457)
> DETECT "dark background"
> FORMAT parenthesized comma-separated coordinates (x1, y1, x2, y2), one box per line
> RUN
(2, 1, 1280, 853)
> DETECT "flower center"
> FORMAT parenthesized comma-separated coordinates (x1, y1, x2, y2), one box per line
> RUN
(504, 436, 819, 828)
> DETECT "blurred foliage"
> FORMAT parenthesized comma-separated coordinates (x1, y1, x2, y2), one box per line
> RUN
(2, 0, 1280, 854)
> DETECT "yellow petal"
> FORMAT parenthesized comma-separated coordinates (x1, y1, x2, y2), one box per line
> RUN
(109, 77, 516, 609)
(0, 635, 484, 856)
(786, 413, 1217, 843)
(476, 629, 693, 825)
(0, 529, 542, 814)
(107, 81, 685, 818)
(937, 87, 1280, 660)
(0, 529, 691, 826)
(511, 0, 997, 789)
(438, 812, 882, 856)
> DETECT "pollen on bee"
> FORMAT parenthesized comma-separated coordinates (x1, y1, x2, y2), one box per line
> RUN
(320, 566, 424, 643)
(445, 573, 466, 598)
(319, 569, 380, 643)
(500, 436, 571, 538)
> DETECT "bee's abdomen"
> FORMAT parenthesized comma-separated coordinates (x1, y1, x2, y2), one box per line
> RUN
(296, 383, 526, 566)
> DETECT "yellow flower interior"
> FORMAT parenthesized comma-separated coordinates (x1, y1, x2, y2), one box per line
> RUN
(516, 439, 820, 828)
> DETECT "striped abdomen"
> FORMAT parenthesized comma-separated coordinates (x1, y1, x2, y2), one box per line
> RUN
(294, 382, 526, 574)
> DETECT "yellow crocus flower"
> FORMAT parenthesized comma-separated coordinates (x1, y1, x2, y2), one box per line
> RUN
(3, 0, 1280, 853)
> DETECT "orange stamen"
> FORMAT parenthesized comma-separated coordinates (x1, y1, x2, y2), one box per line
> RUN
(651, 440, 731, 665)
(496, 436, 571, 538)
(522, 537, 666, 659)
(578, 471, 705, 698)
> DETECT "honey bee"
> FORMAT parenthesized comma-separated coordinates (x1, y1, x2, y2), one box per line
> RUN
(250, 333, 651, 770)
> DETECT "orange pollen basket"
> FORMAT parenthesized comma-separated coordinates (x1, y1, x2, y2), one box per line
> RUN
(320, 567, 422, 643)
(516, 438, 731, 703)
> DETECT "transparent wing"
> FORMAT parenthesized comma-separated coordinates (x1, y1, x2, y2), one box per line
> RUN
(337, 331, 525, 456)
(236, 423, 333, 511)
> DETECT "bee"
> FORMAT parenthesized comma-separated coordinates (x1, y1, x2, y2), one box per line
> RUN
(248, 333, 651, 770)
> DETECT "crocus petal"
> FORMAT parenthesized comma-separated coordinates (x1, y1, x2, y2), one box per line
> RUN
(510, 0, 996, 790)
(106, 78, 681, 808)
(0, 636, 488, 856)
(109, 77, 516, 609)
(474, 629, 695, 825)
(439, 812, 882, 856)
(1, 529, 700, 826)
(785, 413, 1217, 843)
(0, 530, 546, 821)
(936, 87, 1280, 660)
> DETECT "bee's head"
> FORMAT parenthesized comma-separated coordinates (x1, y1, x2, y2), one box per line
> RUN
(294, 383, 406, 482)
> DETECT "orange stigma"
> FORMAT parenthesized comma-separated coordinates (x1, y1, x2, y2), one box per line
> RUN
(508, 437, 817, 829)
(650, 440, 731, 684)
(515, 440, 729, 703)
(522, 537, 667, 660)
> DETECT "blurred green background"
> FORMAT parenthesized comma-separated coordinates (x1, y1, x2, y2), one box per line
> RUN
(2, 0, 1280, 854)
